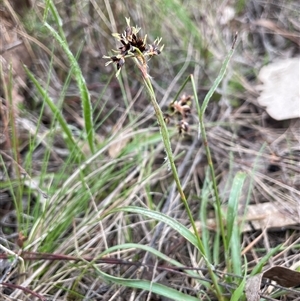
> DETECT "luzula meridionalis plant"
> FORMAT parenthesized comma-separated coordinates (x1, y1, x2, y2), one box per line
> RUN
(103, 18, 199, 240)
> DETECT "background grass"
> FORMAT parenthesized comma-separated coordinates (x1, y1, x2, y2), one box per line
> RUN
(0, 0, 299, 300)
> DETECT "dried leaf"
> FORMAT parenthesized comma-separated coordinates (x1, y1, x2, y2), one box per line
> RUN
(263, 266, 300, 287)
(194, 201, 299, 234)
(241, 202, 299, 231)
(246, 266, 300, 301)
(254, 19, 300, 46)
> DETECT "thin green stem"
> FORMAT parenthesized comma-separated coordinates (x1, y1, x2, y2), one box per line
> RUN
(193, 34, 238, 276)
(171, 75, 191, 104)
(137, 62, 224, 300)
(191, 75, 227, 252)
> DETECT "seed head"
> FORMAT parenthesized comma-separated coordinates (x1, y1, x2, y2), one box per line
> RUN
(103, 18, 163, 76)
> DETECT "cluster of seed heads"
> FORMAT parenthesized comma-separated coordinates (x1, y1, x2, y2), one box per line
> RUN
(103, 17, 163, 77)
(165, 94, 192, 135)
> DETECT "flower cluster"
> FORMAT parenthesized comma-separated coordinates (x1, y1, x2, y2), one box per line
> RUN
(164, 94, 192, 135)
(103, 18, 163, 76)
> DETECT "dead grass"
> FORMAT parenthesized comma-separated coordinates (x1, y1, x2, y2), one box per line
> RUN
(0, 0, 299, 300)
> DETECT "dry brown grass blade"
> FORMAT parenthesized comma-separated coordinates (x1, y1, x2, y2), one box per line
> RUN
(253, 19, 300, 47)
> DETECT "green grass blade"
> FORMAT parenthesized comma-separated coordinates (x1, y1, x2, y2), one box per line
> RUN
(230, 257, 247, 301)
(108, 206, 200, 250)
(201, 34, 237, 114)
(212, 226, 221, 266)
(226, 172, 247, 248)
(97, 270, 200, 301)
(250, 245, 282, 276)
(192, 35, 238, 260)
(231, 223, 242, 277)
(200, 170, 213, 263)
(24, 66, 84, 162)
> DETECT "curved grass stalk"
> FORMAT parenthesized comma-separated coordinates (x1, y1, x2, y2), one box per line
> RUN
(24, 67, 85, 162)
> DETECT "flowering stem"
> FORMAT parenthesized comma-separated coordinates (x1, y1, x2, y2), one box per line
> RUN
(137, 60, 224, 300)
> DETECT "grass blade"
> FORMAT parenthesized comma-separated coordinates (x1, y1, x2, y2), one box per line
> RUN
(108, 206, 200, 251)
(97, 270, 200, 301)
(250, 245, 282, 276)
(230, 257, 247, 301)
(201, 34, 238, 114)
(226, 172, 247, 248)
(226, 172, 246, 277)
(99, 243, 208, 285)
(24, 66, 84, 162)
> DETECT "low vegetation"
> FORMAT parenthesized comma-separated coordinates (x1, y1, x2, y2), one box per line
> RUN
(0, 0, 299, 300)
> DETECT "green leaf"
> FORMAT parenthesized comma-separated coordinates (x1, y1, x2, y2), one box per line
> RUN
(97, 270, 200, 301)
(24, 66, 84, 162)
(230, 257, 247, 301)
(109, 206, 199, 247)
(231, 223, 242, 276)
(226, 172, 247, 247)
(200, 171, 213, 263)
(250, 245, 282, 276)
(107, 206, 211, 264)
